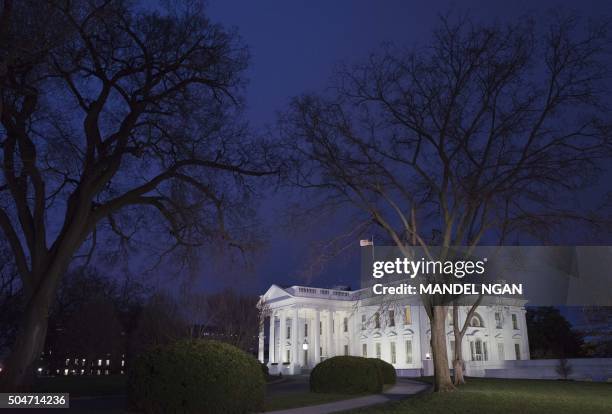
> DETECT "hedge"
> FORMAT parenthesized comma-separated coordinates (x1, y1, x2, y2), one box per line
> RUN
(310, 356, 383, 394)
(368, 358, 397, 385)
(128, 340, 265, 414)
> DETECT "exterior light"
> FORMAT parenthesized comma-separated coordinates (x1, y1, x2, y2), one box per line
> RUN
(37, 367, 43, 372)
(302, 339, 309, 350)
(425, 353, 431, 360)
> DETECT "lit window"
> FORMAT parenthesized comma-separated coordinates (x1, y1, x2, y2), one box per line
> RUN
(390, 342, 396, 364)
(98, 359, 102, 366)
(63, 369, 68, 376)
(106, 359, 110, 366)
(512, 314, 519, 330)
(121, 360, 125, 367)
(404, 307, 412, 325)
(514, 343, 521, 360)
(405, 340, 413, 364)
(495, 312, 503, 329)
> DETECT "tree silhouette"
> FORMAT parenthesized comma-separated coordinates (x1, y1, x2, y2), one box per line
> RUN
(282, 14, 611, 391)
(0, 0, 274, 389)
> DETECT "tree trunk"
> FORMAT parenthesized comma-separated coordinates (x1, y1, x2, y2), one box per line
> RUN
(431, 306, 455, 392)
(0, 273, 57, 391)
(453, 336, 466, 385)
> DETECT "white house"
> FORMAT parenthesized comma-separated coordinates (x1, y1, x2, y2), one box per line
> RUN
(258, 284, 530, 376)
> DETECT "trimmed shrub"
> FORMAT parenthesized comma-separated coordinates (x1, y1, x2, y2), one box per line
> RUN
(310, 356, 383, 394)
(261, 361, 270, 378)
(368, 358, 397, 385)
(128, 340, 265, 414)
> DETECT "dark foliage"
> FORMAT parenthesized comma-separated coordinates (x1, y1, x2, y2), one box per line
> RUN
(527, 307, 585, 358)
(128, 339, 265, 414)
(310, 356, 383, 394)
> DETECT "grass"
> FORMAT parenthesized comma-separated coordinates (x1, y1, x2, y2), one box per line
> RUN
(34, 375, 127, 397)
(344, 377, 612, 414)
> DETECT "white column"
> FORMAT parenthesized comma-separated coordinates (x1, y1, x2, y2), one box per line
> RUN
(258, 322, 265, 363)
(279, 310, 286, 362)
(314, 309, 321, 364)
(292, 306, 299, 367)
(327, 310, 335, 357)
(268, 312, 275, 363)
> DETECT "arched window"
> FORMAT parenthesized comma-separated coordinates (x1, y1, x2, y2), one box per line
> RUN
(469, 313, 484, 328)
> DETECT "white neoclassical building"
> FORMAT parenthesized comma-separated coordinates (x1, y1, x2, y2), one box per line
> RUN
(258, 284, 529, 376)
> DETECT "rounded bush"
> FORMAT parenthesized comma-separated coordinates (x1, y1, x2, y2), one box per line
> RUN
(368, 358, 397, 385)
(128, 339, 265, 414)
(310, 356, 383, 394)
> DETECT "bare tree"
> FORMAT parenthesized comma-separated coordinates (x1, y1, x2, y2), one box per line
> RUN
(281, 14, 611, 391)
(0, 0, 275, 390)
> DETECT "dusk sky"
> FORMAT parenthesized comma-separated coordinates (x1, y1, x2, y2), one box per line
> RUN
(155, 0, 612, 297)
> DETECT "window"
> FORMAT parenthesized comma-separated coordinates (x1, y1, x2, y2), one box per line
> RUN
(449, 340, 456, 361)
(304, 323, 308, 337)
(375, 312, 380, 329)
(483, 342, 488, 361)
(405, 340, 413, 364)
(106, 359, 110, 366)
(375, 343, 382, 359)
(343, 317, 348, 332)
(320, 321, 323, 335)
(362, 343, 367, 357)
(404, 307, 412, 325)
(469, 313, 484, 328)
(361, 314, 366, 330)
(390, 342, 397, 364)
(332, 319, 335, 333)
(344, 345, 349, 356)
(471, 339, 485, 361)
(97, 359, 102, 367)
(495, 312, 503, 329)
(389, 310, 395, 327)
(448, 309, 454, 325)
(497, 343, 504, 360)
(514, 343, 521, 360)
(287, 324, 291, 339)
(286, 349, 291, 362)
(512, 314, 519, 330)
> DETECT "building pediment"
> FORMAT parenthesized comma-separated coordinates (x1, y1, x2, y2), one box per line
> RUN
(260, 284, 293, 304)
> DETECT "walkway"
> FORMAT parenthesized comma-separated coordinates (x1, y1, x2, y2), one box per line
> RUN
(266, 378, 430, 414)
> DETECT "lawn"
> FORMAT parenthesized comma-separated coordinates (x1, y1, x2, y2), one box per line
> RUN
(34, 375, 127, 397)
(344, 378, 612, 414)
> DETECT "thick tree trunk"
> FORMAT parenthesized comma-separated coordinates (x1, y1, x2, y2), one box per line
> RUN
(453, 338, 466, 385)
(0, 273, 58, 391)
(430, 306, 455, 392)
